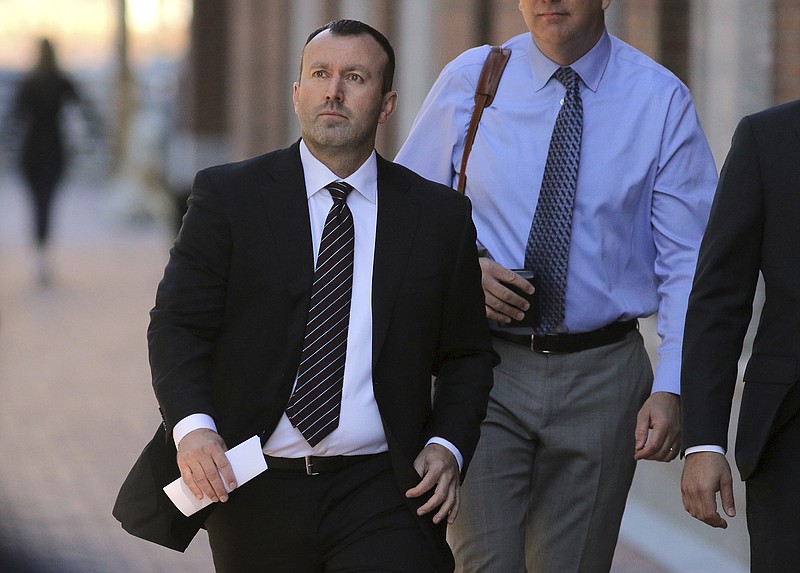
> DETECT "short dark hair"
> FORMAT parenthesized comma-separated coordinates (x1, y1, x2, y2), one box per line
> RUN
(302, 19, 395, 94)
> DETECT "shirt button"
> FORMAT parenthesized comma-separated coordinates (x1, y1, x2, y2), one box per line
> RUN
(560, 98, 565, 105)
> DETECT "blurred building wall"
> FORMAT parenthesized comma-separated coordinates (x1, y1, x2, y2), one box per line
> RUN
(774, 0, 800, 104)
(165, 0, 230, 197)
(178, 0, 800, 167)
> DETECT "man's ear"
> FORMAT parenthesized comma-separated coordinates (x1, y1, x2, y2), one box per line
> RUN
(378, 91, 398, 125)
(292, 82, 300, 116)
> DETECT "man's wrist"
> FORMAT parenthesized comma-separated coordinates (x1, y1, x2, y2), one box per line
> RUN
(685, 445, 725, 456)
(426, 437, 464, 472)
(173, 413, 217, 447)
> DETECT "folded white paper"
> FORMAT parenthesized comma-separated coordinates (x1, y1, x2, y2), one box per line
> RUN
(163, 435, 268, 517)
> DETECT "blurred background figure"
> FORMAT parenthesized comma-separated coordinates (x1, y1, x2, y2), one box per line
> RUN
(6, 38, 99, 286)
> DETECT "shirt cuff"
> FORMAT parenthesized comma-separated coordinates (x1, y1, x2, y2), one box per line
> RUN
(652, 346, 681, 395)
(684, 445, 725, 456)
(172, 413, 217, 447)
(426, 437, 464, 472)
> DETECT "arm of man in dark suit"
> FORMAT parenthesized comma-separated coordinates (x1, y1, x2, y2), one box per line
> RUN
(407, 443, 463, 524)
(404, 191, 497, 524)
(148, 169, 237, 504)
(680, 115, 765, 528)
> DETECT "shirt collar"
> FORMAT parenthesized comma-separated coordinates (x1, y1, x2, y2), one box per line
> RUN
(299, 139, 378, 204)
(528, 29, 611, 93)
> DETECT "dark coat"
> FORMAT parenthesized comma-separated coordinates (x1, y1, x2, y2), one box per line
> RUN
(682, 100, 800, 481)
(114, 142, 497, 571)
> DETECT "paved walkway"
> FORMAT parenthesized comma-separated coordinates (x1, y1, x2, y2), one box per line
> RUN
(0, 174, 742, 572)
(0, 175, 213, 572)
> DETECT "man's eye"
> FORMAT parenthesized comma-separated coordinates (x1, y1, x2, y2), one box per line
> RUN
(347, 74, 362, 82)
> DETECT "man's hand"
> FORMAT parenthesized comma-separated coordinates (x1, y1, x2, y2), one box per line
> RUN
(634, 391, 680, 461)
(405, 444, 460, 525)
(176, 428, 237, 503)
(480, 258, 535, 325)
(681, 452, 735, 528)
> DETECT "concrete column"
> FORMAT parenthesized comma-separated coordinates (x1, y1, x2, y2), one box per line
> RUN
(490, 0, 528, 44)
(227, 0, 292, 159)
(435, 1, 482, 76)
(659, 0, 690, 85)
(616, 0, 660, 59)
(689, 0, 772, 167)
(774, 0, 800, 103)
(394, 0, 437, 155)
(163, 0, 230, 225)
(339, 0, 371, 20)
(605, 1, 624, 36)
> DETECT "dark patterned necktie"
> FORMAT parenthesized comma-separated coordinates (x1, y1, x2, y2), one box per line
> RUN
(286, 181, 355, 446)
(524, 67, 583, 334)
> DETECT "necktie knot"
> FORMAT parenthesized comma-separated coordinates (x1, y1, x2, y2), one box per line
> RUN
(554, 67, 579, 94)
(326, 181, 354, 205)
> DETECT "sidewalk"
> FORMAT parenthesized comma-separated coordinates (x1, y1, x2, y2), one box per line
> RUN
(0, 175, 213, 573)
(0, 175, 740, 572)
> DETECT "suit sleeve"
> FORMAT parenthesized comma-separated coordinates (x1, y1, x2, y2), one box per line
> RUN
(681, 116, 765, 450)
(148, 169, 232, 435)
(427, 194, 497, 477)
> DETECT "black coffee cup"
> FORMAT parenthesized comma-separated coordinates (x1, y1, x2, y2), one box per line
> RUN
(504, 269, 540, 328)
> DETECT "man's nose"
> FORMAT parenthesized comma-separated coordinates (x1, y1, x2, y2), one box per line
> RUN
(325, 78, 343, 102)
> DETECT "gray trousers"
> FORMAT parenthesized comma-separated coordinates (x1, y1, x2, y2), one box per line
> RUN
(450, 331, 653, 573)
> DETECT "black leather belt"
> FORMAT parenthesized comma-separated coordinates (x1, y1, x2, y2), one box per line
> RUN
(264, 452, 389, 476)
(491, 319, 637, 354)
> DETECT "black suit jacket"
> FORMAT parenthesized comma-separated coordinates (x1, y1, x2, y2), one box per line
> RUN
(682, 100, 800, 480)
(117, 142, 496, 570)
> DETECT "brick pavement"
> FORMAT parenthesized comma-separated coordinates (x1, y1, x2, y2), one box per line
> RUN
(0, 175, 213, 573)
(0, 175, 669, 572)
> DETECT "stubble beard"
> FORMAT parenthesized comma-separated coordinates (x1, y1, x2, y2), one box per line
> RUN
(303, 104, 379, 157)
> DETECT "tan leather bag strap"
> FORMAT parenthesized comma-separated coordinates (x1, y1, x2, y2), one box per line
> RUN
(457, 45, 511, 194)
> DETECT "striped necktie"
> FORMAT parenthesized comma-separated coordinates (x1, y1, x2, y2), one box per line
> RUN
(524, 67, 583, 334)
(286, 181, 355, 446)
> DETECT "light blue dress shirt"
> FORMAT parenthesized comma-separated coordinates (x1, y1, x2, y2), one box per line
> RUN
(396, 31, 718, 395)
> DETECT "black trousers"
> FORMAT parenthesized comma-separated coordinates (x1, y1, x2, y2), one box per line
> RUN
(746, 382, 800, 573)
(21, 138, 65, 246)
(205, 452, 436, 573)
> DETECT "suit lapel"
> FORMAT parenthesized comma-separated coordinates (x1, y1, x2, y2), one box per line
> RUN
(259, 142, 313, 270)
(257, 142, 315, 347)
(371, 157, 421, 366)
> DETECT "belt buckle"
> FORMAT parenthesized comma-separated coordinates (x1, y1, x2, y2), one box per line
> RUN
(530, 334, 552, 354)
(304, 456, 319, 476)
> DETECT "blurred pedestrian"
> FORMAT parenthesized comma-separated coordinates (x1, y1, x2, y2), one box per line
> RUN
(681, 99, 800, 573)
(9, 38, 93, 285)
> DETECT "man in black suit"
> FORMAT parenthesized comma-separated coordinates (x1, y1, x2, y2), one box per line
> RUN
(681, 99, 800, 572)
(140, 19, 495, 573)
